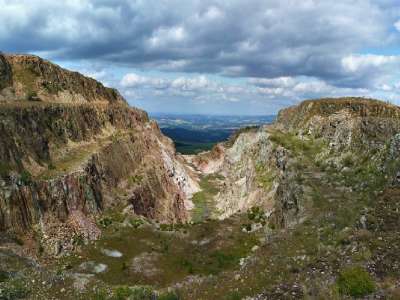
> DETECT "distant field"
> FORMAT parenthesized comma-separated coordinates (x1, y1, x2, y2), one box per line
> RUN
(161, 127, 233, 154)
(173, 140, 216, 154)
(153, 114, 276, 154)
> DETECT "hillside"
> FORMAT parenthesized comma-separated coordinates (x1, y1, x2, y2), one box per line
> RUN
(1, 54, 400, 300)
(0, 53, 199, 257)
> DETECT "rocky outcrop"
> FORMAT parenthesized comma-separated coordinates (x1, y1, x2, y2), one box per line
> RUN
(193, 97, 400, 229)
(0, 54, 198, 256)
(277, 97, 400, 151)
(0, 53, 125, 104)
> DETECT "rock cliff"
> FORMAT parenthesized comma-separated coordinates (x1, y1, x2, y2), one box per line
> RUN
(192, 97, 400, 228)
(0, 53, 198, 256)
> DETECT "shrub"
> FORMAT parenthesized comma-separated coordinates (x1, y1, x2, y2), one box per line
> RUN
(99, 217, 113, 228)
(0, 162, 11, 178)
(113, 285, 154, 300)
(20, 170, 32, 185)
(72, 234, 85, 246)
(158, 291, 180, 300)
(0, 271, 9, 283)
(225, 291, 242, 300)
(0, 278, 30, 299)
(27, 90, 40, 101)
(342, 154, 354, 168)
(337, 266, 375, 297)
(129, 218, 144, 229)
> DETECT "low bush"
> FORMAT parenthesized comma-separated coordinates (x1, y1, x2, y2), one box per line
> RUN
(337, 266, 375, 297)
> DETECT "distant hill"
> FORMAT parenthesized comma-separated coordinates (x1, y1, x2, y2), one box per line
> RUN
(153, 114, 276, 154)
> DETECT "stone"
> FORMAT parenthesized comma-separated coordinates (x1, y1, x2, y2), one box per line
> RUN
(101, 248, 123, 258)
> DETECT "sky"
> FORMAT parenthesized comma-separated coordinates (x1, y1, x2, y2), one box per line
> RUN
(1, 0, 400, 115)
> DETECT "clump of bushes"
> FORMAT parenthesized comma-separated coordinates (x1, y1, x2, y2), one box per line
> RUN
(19, 170, 32, 185)
(72, 233, 85, 247)
(0, 162, 11, 178)
(247, 206, 266, 225)
(255, 163, 275, 190)
(112, 285, 154, 300)
(128, 175, 143, 186)
(0, 278, 30, 299)
(129, 218, 145, 229)
(337, 266, 375, 297)
(98, 217, 113, 228)
(243, 206, 267, 231)
(158, 291, 180, 300)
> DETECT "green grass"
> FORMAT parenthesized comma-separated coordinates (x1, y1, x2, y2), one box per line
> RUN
(191, 174, 220, 222)
(337, 266, 375, 297)
(112, 285, 154, 300)
(255, 163, 275, 190)
(0, 278, 30, 299)
(269, 130, 326, 159)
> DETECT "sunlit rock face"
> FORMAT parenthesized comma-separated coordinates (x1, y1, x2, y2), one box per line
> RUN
(0, 53, 198, 256)
(190, 97, 400, 229)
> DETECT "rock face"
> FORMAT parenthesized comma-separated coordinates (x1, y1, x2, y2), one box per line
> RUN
(192, 97, 400, 228)
(277, 97, 400, 151)
(0, 53, 198, 256)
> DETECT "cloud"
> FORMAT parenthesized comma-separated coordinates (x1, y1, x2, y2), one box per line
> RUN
(1, 0, 400, 114)
(395, 20, 400, 31)
(1, 0, 399, 89)
(121, 73, 168, 89)
(341, 54, 400, 73)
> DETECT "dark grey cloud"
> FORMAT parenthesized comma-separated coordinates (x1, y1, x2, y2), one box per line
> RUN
(1, 0, 400, 89)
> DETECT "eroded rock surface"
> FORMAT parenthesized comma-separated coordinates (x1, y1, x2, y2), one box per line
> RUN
(0, 54, 198, 256)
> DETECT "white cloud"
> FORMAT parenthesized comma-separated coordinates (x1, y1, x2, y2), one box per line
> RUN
(121, 73, 148, 87)
(121, 73, 167, 89)
(147, 25, 187, 49)
(341, 54, 400, 73)
(3, 0, 400, 114)
(249, 77, 296, 88)
(395, 20, 400, 32)
(171, 76, 210, 91)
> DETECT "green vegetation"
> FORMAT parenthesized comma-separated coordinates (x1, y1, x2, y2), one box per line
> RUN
(174, 141, 216, 154)
(0, 278, 30, 299)
(13, 66, 38, 98)
(19, 170, 32, 185)
(112, 285, 154, 300)
(0, 162, 11, 178)
(158, 291, 180, 300)
(42, 80, 62, 94)
(128, 174, 143, 186)
(255, 163, 275, 190)
(98, 216, 114, 228)
(247, 206, 266, 225)
(129, 218, 145, 229)
(191, 174, 220, 222)
(269, 130, 325, 158)
(337, 266, 375, 297)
